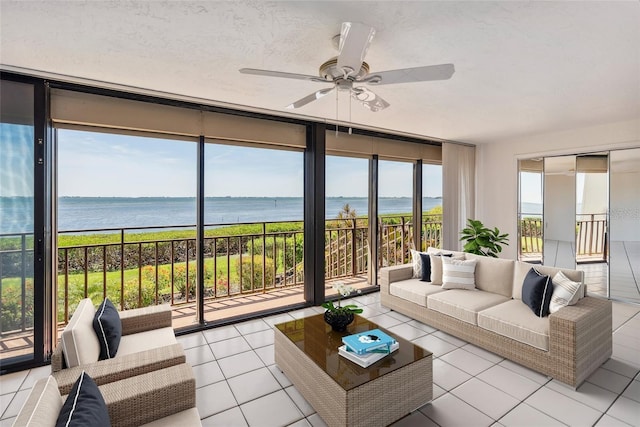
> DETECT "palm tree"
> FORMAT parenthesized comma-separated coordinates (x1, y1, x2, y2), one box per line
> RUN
(336, 203, 357, 221)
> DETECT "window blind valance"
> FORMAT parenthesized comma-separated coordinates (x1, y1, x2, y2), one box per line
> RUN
(50, 89, 306, 148)
(325, 131, 442, 162)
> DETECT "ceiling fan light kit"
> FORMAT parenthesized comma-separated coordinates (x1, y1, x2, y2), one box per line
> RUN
(239, 21, 455, 112)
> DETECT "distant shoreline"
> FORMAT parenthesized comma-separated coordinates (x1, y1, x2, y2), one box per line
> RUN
(2, 196, 445, 234)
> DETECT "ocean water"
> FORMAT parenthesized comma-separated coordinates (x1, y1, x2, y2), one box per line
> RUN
(0, 197, 444, 233)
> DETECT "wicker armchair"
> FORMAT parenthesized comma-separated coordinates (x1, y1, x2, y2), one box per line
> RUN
(51, 299, 185, 395)
(13, 363, 201, 427)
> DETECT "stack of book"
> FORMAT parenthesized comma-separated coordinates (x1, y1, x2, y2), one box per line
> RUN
(338, 329, 399, 367)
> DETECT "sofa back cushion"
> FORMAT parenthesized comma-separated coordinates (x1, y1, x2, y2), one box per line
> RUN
(12, 376, 62, 427)
(512, 261, 584, 300)
(463, 253, 515, 298)
(61, 298, 101, 368)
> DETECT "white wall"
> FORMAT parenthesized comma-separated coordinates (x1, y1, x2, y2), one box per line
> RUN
(475, 118, 640, 259)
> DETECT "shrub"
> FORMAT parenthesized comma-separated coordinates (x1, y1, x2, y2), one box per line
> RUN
(236, 256, 275, 291)
(1, 279, 34, 333)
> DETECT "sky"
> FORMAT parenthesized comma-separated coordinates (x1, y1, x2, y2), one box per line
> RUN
(0, 124, 34, 197)
(55, 129, 444, 198)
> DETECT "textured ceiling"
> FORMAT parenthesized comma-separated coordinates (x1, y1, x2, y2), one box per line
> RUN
(1, 1, 638, 144)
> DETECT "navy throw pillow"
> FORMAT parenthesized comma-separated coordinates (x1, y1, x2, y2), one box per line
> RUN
(420, 253, 452, 282)
(522, 268, 553, 318)
(56, 371, 111, 427)
(419, 253, 432, 281)
(92, 298, 122, 360)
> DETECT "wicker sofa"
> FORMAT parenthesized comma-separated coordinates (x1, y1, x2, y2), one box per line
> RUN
(13, 363, 200, 427)
(380, 249, 612, 388)
(51, 299, 185, 394)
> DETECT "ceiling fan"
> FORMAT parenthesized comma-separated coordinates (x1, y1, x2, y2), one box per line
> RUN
(239, 22, 455, 112)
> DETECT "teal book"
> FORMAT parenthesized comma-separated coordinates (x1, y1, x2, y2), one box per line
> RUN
(342, 329, 396, 355)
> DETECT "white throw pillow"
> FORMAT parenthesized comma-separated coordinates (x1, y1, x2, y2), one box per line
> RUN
(429, 253, 462, 285)
(441, 258, 478, 290)
(549, 271, 582, 314)
(410, 249, 426, 279)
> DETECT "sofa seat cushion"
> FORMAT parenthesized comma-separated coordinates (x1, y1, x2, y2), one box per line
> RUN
(117, 327, 177, 356)
(478, 300, 550, 351)
(61, 298, 101, 368)
(389, 279, 446, 307)
(427, 290, 509, 325)
(140, 408, 201, 427)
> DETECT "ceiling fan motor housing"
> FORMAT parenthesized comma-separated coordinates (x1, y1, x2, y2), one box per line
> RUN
(319, 57, 370, 81)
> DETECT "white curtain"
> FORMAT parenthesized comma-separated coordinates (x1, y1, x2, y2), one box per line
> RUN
(442, 143, 476, 251)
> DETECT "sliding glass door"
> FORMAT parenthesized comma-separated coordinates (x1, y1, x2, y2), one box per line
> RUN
(0, 80, 39, 368)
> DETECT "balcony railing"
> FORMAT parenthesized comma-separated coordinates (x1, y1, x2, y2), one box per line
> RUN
(0, 214, 442, 340)
(519, 213, 607, 261)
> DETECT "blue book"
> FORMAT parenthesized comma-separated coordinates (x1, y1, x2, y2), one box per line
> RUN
(342, 329, 396, 355)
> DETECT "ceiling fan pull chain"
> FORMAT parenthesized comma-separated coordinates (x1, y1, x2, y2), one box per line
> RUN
(335, 89, 339, 137)
(349, 96, 352, 134)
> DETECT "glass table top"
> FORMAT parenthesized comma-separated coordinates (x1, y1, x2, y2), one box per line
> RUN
(275, 314, 432, 391)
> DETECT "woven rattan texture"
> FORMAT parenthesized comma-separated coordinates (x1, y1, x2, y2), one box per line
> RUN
(52, 343, 186, 395)
(51, 303, 174, 373)
(275, 325, 432, 427)
(380, 265, 612, 388)
(101, 363, 195, 427)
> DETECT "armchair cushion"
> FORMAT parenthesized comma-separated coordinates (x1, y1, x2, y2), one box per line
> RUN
(61, 298, 101, 368)
(93, 298, 122, 360)
(55, 371, 110, 427)
(117, 327, 177, 356)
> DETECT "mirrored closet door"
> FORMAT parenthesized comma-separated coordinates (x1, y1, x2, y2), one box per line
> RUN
(543, 156, 577, 269)
(519, 148, 640, 303)
(610, 149, 640, 303)
(575, 153, 609, 297)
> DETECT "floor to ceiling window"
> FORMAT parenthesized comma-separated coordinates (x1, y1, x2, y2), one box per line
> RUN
(1, 79, 445, 370)
(378, 159, 414, 267)
(422, 163, 443, 251)
(56, 129, 197, 329)
(325, 155, 369, 294)
(203, 142, 304, 323)
(0, 81, 36, 366)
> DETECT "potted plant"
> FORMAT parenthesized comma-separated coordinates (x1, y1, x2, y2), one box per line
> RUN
(459, 219, 509, 258)
(322, 282, 363, 331)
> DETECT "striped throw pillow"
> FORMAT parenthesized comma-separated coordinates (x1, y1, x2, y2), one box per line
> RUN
(441, 258, 477, 290)
(549, 271, 582, 313)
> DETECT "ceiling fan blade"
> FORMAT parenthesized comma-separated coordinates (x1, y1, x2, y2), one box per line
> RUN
(240, 68, 325, 82)
(351, 87, 390, 112)
(286, 87, 335, 109)
(336, 22, 376, 77)
(364, 64, 455, 85)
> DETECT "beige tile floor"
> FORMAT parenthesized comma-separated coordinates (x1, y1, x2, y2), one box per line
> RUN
(1, 293, 639, 427)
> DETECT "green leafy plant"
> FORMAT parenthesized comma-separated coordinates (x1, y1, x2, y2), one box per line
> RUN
(460, 219, 509, 258)
(321, 282, 363, 315)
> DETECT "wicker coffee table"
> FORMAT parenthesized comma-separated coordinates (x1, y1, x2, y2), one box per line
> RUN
(274, 314, 433, 427)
